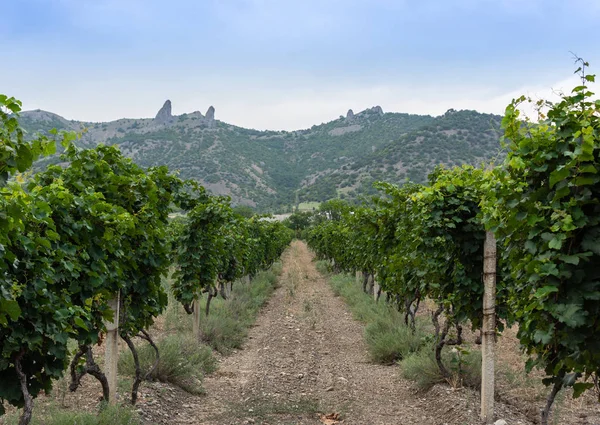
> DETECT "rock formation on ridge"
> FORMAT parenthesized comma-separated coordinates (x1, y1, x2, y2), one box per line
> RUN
(155, 100, 173, 124)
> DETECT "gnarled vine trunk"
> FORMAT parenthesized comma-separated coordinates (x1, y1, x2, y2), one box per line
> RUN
(15, 350, 34, 425)
(367, 273, 375, 295)
(69, 345, 110, 402)
(432, 305, 463, 379)
(205, 286, 218, 316)
(121, 330, 161, 405)
(404, 295, 420, 332)
(122, 335, 142, 405)
(218, 280, 228, 300)
(540, 379, 563, 425)
(361, 271, 369, 293)
(138, 330, 160, 380)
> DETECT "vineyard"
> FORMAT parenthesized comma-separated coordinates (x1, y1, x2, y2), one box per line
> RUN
(1, 62, 599, 425)
(0, 94, 293, 424)
(306, 63, 600, 424)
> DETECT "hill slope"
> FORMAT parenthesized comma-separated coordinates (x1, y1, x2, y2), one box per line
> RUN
(21, 103, 503, 210)
(297, 109, 504, 202)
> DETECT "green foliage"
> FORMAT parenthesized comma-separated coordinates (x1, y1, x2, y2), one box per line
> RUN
(282, 211, 314, 237)
(0, 95, 292, 423)
(0, 95, 74, 330)
(0, 96, 81, 416)
(232, 204, 255, 218)
(411, 166, 499, 329)
(172, 196, 236, 308)
(309, 166, 499, 331)
(18, 102, 499, 211)
(307, 63, 600, 409)
(0, 95, 64, 186)
(487, 62, 600, 395)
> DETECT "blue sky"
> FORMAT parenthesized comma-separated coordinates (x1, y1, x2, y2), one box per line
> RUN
(1, 0, 598, 130)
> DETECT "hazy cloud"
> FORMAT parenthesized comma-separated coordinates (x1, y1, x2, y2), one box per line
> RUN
(2, 0, 598, 129)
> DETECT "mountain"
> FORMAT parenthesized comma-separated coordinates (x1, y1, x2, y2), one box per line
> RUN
(297, 109, 505, 202)
(20, 103, 503, 211)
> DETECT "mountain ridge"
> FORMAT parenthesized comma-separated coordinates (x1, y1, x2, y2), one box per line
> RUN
(20, 101, 503, 211)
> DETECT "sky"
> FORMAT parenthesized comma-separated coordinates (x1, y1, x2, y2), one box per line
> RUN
(1, 0, 599, 130)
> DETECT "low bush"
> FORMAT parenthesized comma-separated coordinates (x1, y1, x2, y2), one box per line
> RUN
(327, 274, 427, 364)
(401, 345, 481, 391)
(315, 260, 332, 275)
(199, 266, 280, 354)
(119, 333, 216, 395)
(325, 272, 481, 391)
(328, 274, 381, 323)
(364, 318, 425, 364)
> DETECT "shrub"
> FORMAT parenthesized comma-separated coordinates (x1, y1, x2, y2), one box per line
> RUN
(199, 267, 280, 354)
(401, 345, 481, 391)
(119, 333, 216, 395)
(315, 260, 332, 275)
(364, 318, 425, 364)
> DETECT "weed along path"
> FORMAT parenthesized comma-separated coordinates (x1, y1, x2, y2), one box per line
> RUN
(181, 240, 530, 425)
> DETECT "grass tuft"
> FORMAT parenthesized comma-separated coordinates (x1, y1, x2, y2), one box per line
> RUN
(315, 260, 332, 276)
(364, 318, 425, 364)
(2, 403, 140, 425)
(323, 272, 482, 391)
(198, 265, 281, 354)
(326, 273, 428, 364)
(400, 345, 481, 391)
(119, 333, 216, 395)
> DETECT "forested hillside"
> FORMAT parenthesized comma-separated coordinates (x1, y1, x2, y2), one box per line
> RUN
(21, 103, 502, 210)
(298, 109, 503, 202)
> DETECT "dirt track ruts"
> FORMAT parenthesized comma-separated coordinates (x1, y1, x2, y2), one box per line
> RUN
(169, 240, 533, 425)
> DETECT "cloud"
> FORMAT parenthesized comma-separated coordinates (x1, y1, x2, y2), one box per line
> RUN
(17, 71, 588, 131)
(4, 0, 599, 132)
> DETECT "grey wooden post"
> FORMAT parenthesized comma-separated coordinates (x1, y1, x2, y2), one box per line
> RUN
(104, 293, 120, 404)
(192, 292, 201, 341)
(481, 231, 497, 423)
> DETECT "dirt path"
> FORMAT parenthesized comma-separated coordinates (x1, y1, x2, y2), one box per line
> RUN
(165, 240, 532, 425)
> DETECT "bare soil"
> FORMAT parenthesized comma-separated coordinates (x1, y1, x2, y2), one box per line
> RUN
(141, 241, 534, 425)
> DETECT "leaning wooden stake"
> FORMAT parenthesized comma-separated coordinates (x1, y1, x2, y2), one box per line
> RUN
(481, 231, 497, 423)
(104, 293, 120, 404)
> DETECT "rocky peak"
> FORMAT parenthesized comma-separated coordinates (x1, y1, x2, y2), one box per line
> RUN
(346, 109, 354, 121)
(206, 106, 216, 128)
(356, 106, 384, 119)
(372, 105, 384, 115)
(155, 100, 173, 124)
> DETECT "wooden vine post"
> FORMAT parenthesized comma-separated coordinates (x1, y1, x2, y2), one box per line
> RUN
(104, 292, 120, 404)
(481, 231, 497, 423)
(192, 291, 202, 341)
(373, 275, 380, 302)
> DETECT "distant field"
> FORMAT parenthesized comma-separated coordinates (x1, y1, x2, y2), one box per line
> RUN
(297, 202, 320, 211)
